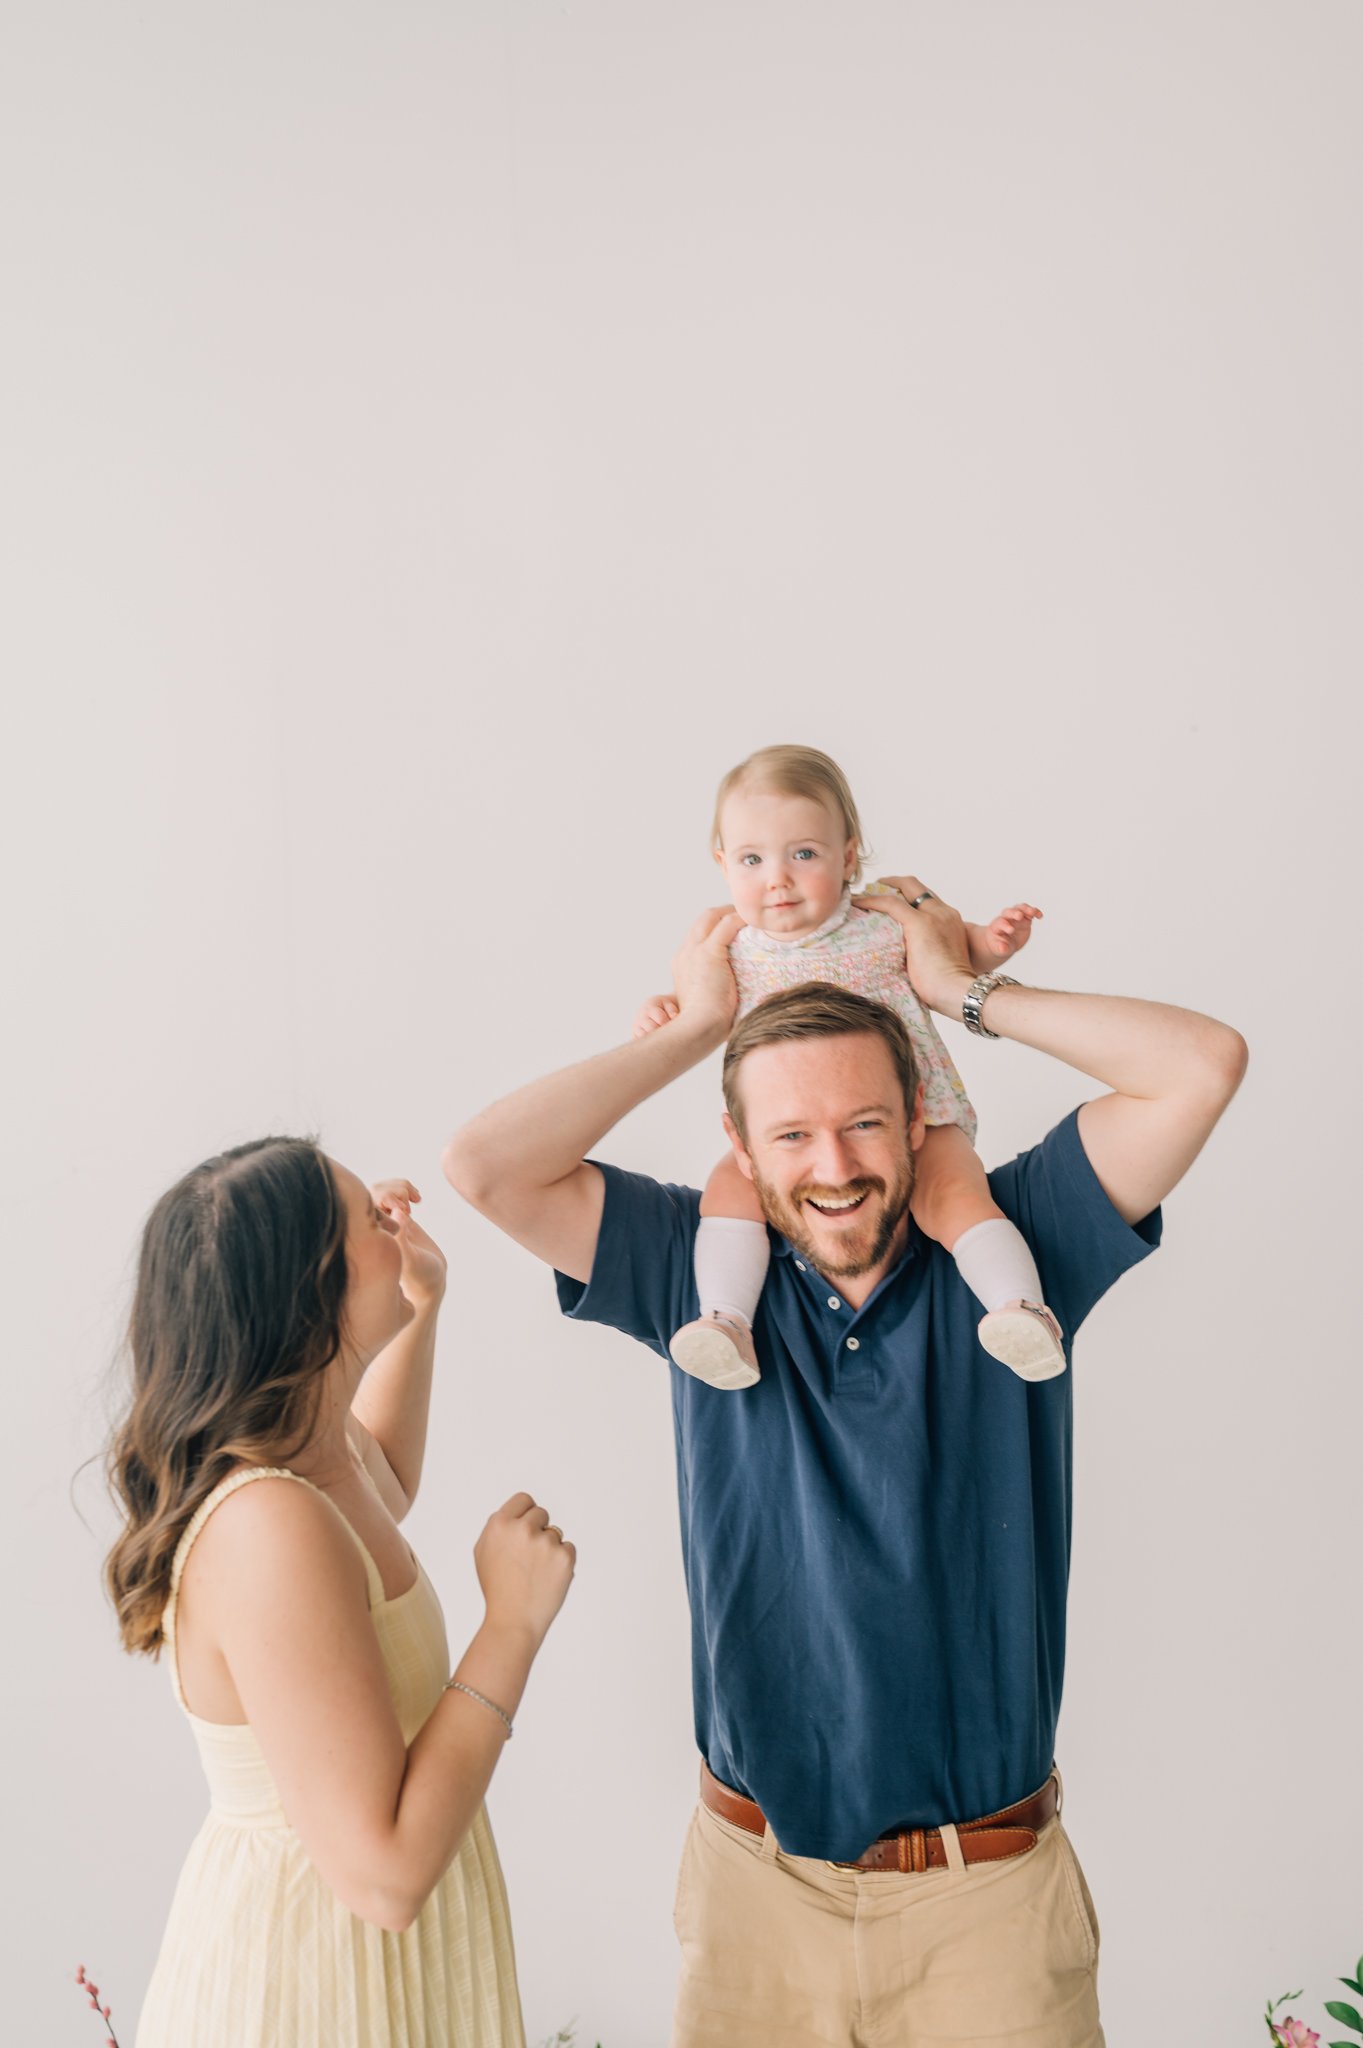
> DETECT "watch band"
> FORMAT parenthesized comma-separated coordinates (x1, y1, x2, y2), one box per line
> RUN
(961, 972, 1019, 1038)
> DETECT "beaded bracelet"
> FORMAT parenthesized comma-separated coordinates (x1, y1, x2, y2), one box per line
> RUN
(443, 1678, 514, 1739)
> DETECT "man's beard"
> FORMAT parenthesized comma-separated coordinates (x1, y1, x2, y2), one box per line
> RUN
(750, 1153, 915, 1281)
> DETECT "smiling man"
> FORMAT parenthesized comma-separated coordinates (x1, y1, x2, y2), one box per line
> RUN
(723, 998, 919, 1279)
(444, 883, 1246, 2048)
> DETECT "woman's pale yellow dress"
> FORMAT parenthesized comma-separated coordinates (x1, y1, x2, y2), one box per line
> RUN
(136, 1467, 525, 2047)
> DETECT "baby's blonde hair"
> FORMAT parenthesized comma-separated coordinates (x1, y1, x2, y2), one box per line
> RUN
(712, 745, 870, 885)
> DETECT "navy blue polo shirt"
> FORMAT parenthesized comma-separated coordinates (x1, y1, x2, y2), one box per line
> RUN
(555, 1107, 1160, 1861)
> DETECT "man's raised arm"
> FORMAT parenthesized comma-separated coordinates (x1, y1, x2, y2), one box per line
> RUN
(443, 909, 743, 1282)
(863, 877, 1248, 1225)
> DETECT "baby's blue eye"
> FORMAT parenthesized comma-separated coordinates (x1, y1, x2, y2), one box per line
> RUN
(793, 848, 816, 861)
(740, 853, 762, 866)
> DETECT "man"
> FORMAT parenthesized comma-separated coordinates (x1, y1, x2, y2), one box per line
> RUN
(444, 878, 1246, 2046)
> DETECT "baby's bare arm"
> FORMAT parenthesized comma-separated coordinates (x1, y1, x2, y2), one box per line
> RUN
(965, 902, 1043, 975)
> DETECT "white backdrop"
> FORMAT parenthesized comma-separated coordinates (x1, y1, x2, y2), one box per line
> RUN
(3, 4, 1359, 2041)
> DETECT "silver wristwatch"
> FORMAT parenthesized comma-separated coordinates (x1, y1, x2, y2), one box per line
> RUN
(961, 972, 1019, 1038)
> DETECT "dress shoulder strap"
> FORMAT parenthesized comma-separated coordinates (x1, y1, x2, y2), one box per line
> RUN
(163, 1466, 386, 1710)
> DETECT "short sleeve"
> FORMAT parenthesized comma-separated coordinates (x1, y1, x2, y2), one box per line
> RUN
(554, 1161, 703, 1361)
(987, 1108, 1162, 1338)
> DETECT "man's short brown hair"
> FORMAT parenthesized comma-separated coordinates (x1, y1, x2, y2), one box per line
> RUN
(722, 984, 922, 1142)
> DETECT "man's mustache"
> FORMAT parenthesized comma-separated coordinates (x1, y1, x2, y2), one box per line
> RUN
(793, 1177, 886, 1207)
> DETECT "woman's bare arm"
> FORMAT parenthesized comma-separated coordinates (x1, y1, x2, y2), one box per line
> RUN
(349, 1183, 445, 1515)
(195, 1477, 573, 1933)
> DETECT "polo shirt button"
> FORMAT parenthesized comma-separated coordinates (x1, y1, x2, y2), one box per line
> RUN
(827, 1295, 841, 1310)
(795, 1261, 806, 1272)
(846, 1336, 860, 1351)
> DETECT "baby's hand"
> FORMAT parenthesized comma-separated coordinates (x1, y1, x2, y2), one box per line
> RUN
(982, 903, 1043, 960)
(633, 993, 681, 1038)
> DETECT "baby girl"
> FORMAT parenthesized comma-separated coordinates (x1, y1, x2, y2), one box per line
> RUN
(633, 744, 1066, 1391)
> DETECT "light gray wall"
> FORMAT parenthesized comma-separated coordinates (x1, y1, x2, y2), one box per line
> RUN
(3, 3, 1358, 2040)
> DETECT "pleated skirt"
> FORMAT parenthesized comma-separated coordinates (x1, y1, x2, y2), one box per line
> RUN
(135, 1803, 524, 2047)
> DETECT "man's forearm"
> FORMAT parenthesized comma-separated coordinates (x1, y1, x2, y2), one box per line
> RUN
(942, 974, 1247, 1221)
(865, 880, 1246, 1219)
(447, 904, 744, 1276)
(444, 1012, 727, 1207)
(943, 976, 1245, 1105)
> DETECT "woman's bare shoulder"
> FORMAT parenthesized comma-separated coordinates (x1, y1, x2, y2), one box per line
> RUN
(182, 1468, 366, 1604)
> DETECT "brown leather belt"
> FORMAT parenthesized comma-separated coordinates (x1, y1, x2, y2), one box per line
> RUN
(700, 1761, 1059, 1873)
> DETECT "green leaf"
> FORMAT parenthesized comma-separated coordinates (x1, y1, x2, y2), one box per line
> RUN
(1342, 1979, 1363, 1996)
(1323, 2001, 1363, 2032)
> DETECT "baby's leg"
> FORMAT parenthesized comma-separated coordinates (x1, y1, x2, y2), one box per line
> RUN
(912, 1125, 1067, 1383)
(699, 1150, 767, 1223)
(670, 1154, 768, 1392)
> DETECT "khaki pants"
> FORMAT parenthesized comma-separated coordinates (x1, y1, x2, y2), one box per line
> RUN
(671, 1798, 1104, 2047)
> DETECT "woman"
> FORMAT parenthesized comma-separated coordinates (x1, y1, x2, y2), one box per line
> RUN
(106, 1136, 573, 2047)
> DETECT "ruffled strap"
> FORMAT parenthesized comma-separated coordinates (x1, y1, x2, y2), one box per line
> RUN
(163, 1465, 386, 1710)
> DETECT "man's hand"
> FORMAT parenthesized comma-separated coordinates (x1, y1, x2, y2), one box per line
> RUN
(445, 905, 745, 1285)
(671, 906, 744, 1040)
(631, 906, 743, 1040)
(852, 877, 976, 1020)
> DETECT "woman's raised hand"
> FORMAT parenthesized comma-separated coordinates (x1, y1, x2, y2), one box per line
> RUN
(475, 1493, 576, 1650)
(372, 1178, 448, 1315)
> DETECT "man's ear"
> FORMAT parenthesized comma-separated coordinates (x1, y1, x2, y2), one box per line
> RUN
(908, 1081, 927, 1154)
(721, 1110, 756, 1183)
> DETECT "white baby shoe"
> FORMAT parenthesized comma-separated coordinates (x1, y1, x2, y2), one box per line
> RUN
(976, 1301, 1067, 1382)
(669, 1313, 761, 1392)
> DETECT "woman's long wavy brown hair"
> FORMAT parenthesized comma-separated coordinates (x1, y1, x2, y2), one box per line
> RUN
(105, 1136, 349, 1655)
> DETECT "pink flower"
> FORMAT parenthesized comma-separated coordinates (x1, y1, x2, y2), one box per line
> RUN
(73, 1966, 123, 2048)
(1273, 2024, 1320, 2048)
